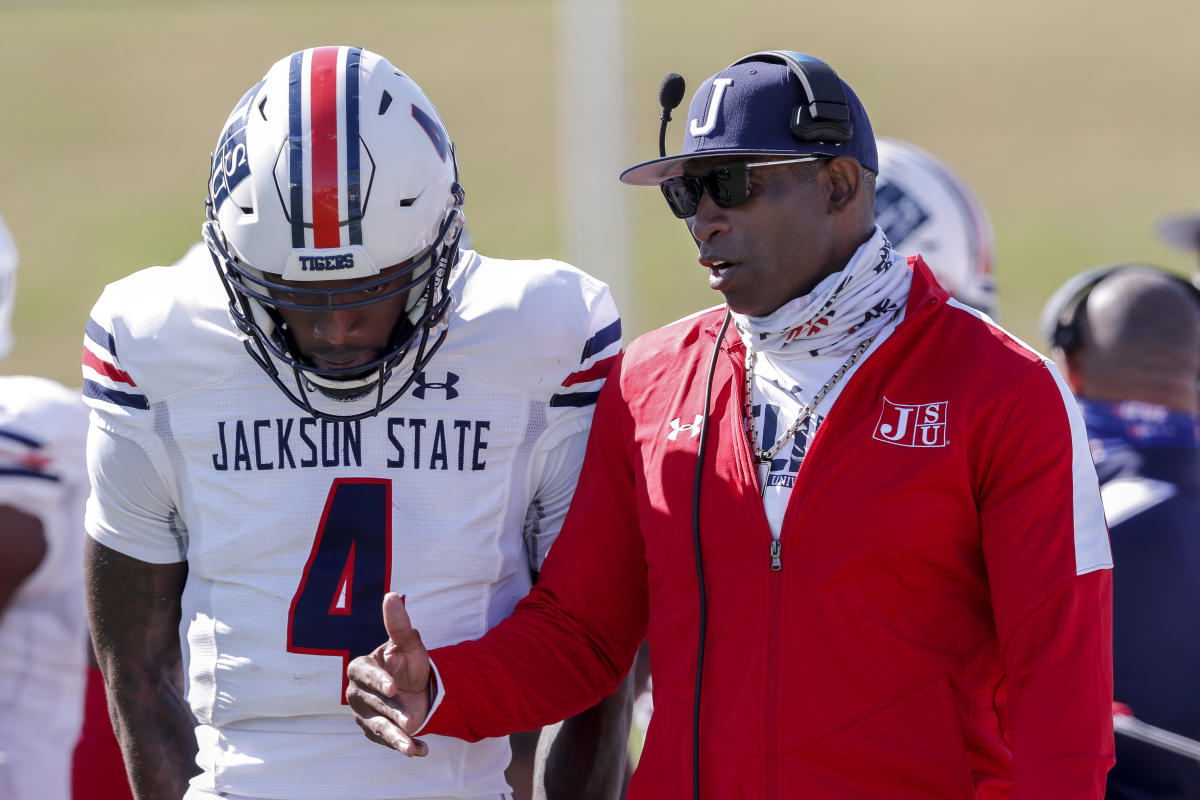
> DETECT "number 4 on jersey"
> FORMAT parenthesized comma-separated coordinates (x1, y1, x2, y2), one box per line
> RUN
(287, 478, 392, 702)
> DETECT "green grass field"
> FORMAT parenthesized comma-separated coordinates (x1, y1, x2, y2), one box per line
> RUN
(2, 0, 1198, 385)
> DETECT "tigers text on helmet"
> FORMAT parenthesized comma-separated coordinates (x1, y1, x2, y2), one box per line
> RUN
(204, 46, 465, 421)
(873, 137, 997, 317)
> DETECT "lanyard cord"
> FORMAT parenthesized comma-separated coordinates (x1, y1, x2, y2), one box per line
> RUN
(692, 308, 732, 800)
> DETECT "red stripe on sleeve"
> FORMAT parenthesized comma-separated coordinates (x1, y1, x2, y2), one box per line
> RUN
(561, 353, 620, 387)
(82, 346, 137, 387)
(309, 46, 341, 248)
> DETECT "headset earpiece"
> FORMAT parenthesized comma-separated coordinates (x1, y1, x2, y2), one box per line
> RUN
(732, 50, 853, 144)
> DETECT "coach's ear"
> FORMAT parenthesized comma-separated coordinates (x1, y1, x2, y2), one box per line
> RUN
(824, 156, 865, 214)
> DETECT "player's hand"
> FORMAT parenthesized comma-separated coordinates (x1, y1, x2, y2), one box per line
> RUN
(346, 592, 433, 757)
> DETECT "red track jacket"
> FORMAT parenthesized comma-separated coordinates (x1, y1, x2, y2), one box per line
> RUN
(424, 260, 1115, 798)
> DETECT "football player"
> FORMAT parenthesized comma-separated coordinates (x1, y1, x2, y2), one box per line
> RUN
(83, 47, 628, 800)
(0, 211, 92, 800)
(874, 137, 997, 317)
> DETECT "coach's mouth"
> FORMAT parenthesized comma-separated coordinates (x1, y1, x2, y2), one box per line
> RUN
(701, 257, 740, 291)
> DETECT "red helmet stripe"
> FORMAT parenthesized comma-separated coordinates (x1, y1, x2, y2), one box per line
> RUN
(309, 46, 342, 248)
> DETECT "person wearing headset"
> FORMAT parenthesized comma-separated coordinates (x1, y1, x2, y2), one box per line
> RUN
(346, 50, 1116, 797)
(624, 133, 1004, 764)
(1043, 265, 1200, 799)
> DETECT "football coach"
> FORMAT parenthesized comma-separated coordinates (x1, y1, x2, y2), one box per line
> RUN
(346, 49, 1116, 799)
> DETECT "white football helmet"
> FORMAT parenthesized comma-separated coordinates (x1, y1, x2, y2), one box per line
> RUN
(0, 212, 16, 361)
(204, 46, 465, 420)
(874, 137, 997, 317)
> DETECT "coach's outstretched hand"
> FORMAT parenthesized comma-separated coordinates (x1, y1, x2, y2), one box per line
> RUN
(346, 592, 433, 757)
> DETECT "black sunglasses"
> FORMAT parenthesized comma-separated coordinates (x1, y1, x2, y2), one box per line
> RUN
(659, 156, 826, 219)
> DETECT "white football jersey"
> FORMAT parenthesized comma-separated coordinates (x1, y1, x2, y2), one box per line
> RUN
(82, 246, 620, 800)
(0, 376, 90, 800)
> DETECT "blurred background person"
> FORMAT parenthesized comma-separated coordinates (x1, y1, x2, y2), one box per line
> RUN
(0, 210, 91, 800)
(1043, 264, 1200, 798)
(874, 136, 998, 318)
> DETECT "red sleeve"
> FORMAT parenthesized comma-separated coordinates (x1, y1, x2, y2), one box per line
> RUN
(977, 361, 1114, 797)
(424, 353, 648, 741)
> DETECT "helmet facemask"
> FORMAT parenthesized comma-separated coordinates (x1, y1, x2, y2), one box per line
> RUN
(203, 46, 466, 420)
(204, 193, 464, 421)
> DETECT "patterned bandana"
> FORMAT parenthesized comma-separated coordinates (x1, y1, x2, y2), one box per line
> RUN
(731, 227, 909, 357)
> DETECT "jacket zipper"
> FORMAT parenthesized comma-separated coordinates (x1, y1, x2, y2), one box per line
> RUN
(715, 327, 786, 796)
(766, 545, 784, 800)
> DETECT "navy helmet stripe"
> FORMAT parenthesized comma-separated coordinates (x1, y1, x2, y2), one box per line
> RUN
(581, 318, 622, 361)
(288, 50, 306, 249)
(83, 380, 150, 411)
(345, 47, 363, 245)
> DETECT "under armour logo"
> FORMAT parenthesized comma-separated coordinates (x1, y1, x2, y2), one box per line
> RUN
(689, 79, 733, 137)
(667, 414, 704, 441)
(411, 371, 460, 400)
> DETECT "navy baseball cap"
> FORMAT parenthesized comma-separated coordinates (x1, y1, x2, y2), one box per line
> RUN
(620, 52, 877, 186)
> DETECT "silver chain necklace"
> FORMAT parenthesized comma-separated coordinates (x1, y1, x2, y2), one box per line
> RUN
(743, 332, 880, 464)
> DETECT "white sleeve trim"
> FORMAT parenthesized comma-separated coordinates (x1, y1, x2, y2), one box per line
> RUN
(414, 657, 446, 737)
(1043, 359, 1113, 575)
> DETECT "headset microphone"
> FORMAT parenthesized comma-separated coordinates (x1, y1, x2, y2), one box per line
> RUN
(650, 69, 724, 796)
(656, 72, 702, 249)
(657, 72, 686, 158)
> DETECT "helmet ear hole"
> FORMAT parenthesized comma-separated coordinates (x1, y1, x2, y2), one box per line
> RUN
(204, 46, 464, 421)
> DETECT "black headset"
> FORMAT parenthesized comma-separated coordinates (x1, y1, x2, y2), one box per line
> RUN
(1041, 263, 1200, 352)
(730, 50, 854, 144)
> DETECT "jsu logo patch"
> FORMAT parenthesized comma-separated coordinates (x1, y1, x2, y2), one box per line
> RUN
(872, 398, 948, 448)
(667, 415, 703, 441)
